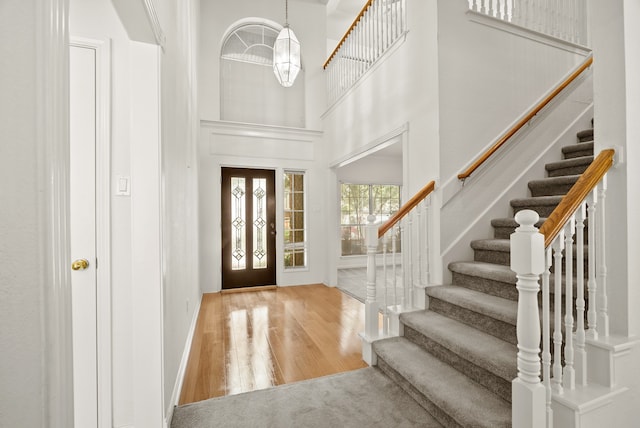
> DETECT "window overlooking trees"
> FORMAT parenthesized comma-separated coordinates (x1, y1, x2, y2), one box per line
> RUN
(340, 184, 401, 256)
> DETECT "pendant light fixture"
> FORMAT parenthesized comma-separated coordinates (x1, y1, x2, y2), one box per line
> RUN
(273, 0, 301, 87)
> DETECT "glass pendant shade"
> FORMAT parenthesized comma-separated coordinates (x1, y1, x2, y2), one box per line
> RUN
(273, 25, 301, 88)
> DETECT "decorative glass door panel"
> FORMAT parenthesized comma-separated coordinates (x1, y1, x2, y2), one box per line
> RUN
(222, 168, 276, 288)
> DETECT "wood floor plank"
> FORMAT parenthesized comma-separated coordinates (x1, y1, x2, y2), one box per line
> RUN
(178, 284, 367, 405)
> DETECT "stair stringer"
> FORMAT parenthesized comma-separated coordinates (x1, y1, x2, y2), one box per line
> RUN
(551, 336, 640, 427)
(441, 94, 593, 284)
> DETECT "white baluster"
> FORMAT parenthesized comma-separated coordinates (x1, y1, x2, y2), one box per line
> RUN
(499, 0, 506, 20)
(468, 0, 474, 9)
(383, 232, 389, 336)
(511, 210, 546, 428)
(362, 214, 379, 365)
(597, 175, 609, 336)
(375, 0, 380, 59)
(563, 217, 576, 390)
(586, 189, 598, 339)
(552, 230, 564, 395)
(392, 224, 398, 309)
(542, 247, 554, 426)
(575, 203, 587, 386)
(492, 0, 499, 17)
(416, 202, 423, 288)
(406, 212, 414, 309)
(483, 0, 491, 14)
(424, 200, 431, 286)
(507, 0, 514, 22)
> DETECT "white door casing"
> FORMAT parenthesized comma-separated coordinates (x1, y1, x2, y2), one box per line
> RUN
(69, 37, 112, 428)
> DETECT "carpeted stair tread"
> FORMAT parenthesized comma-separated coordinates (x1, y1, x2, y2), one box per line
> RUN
(401, 311, 517, 381)
(471, 239, 511, 265)
(374, 337, 512, 428)
(426, 285, 517, 327)
(545, 156, 593, 177)
(510, 195, 563, 216)
(562, 142, 594, 159)
(576, 128, 593, 142)
(449, 261, 516, 284)
(528, 175, 580, 197)
(471, 238, 510, 253)
(491, 217, 546, 239)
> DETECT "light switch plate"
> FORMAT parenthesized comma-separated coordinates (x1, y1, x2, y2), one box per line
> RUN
(116, 176, 130, 196)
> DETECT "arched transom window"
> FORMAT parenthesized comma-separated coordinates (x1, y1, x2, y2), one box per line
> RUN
(220, 22, 305, 128)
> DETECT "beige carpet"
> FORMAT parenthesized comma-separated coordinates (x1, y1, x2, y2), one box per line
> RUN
(171, 367, 442, 428)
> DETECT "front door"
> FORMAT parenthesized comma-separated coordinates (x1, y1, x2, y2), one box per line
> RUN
(221, 168, 276, 289)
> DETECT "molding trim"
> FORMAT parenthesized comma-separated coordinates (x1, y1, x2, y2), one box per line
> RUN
(143, 0, 166, 49)
(466, 10, 592, 56)
(37, 0, 74, 426)
(165, 294, 203, 427)
(201, 120, 323, 142)
(70, 36, 114, 428)
(329, 123, 409, 169)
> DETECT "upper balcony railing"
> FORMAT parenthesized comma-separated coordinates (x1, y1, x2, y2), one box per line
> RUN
(468, 0, 589, 46)
(324, 0, 407, 106)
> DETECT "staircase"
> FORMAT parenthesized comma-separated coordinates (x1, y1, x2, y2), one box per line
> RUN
(372, 125, 595, 426)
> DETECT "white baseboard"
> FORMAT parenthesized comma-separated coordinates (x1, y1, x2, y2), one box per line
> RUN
(165, 293, 203, 426)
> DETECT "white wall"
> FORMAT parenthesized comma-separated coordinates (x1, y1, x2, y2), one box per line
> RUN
(437, 0, 590, 186)
(153, 0, 202, 421)
(199, 122, 326, 292)
(199, 0, 326, 129)
(323, 0, 441, 283)
(590, 0, 640, 339)
(69, 1, 137, 424)
(197, 0, 328, 293)
(71, 1, 203, 426)
(0, 2, 45, 426)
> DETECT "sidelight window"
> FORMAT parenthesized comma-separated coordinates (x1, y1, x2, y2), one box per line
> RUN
(283, 171, 306, 269)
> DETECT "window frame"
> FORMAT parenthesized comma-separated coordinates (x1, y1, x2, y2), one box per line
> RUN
(283, 170, 308, 270)
(339, 183, 402, 257)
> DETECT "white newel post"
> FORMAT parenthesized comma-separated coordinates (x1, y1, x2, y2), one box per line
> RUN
(511, 210, 546, 428)
(361, 214, 379, 365)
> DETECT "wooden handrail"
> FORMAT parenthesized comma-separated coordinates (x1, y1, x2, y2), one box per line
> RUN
(378, 180, 435, 238)
(539, 149, 615, 248)
(457, 55, 594, 181)
(323, 0, 375, 69)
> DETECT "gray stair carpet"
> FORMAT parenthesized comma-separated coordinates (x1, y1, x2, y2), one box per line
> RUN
(171, 367, 443, 428)
(370, 125, 595, 427)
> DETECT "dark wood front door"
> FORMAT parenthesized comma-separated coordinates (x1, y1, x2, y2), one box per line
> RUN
(221, 168, 276, 289)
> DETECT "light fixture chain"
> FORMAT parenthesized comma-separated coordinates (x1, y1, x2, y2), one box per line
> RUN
(285, 0, 288, 25)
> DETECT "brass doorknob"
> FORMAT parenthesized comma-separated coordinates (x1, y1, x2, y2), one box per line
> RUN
(71, 259, 89, 271)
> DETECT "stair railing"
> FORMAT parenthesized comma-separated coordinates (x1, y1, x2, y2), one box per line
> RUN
(323, 0, 407, 106)
(361, 180, 435, 365)
(458, 55, 593, 183)
(511, 149, 615, 428)
(467, 0, 589, 46)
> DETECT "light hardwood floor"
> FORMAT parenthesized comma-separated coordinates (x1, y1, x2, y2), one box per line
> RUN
(179, 284, 368, 405)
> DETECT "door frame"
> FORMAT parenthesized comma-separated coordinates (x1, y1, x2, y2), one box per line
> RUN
(70, 36, 113, 428)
